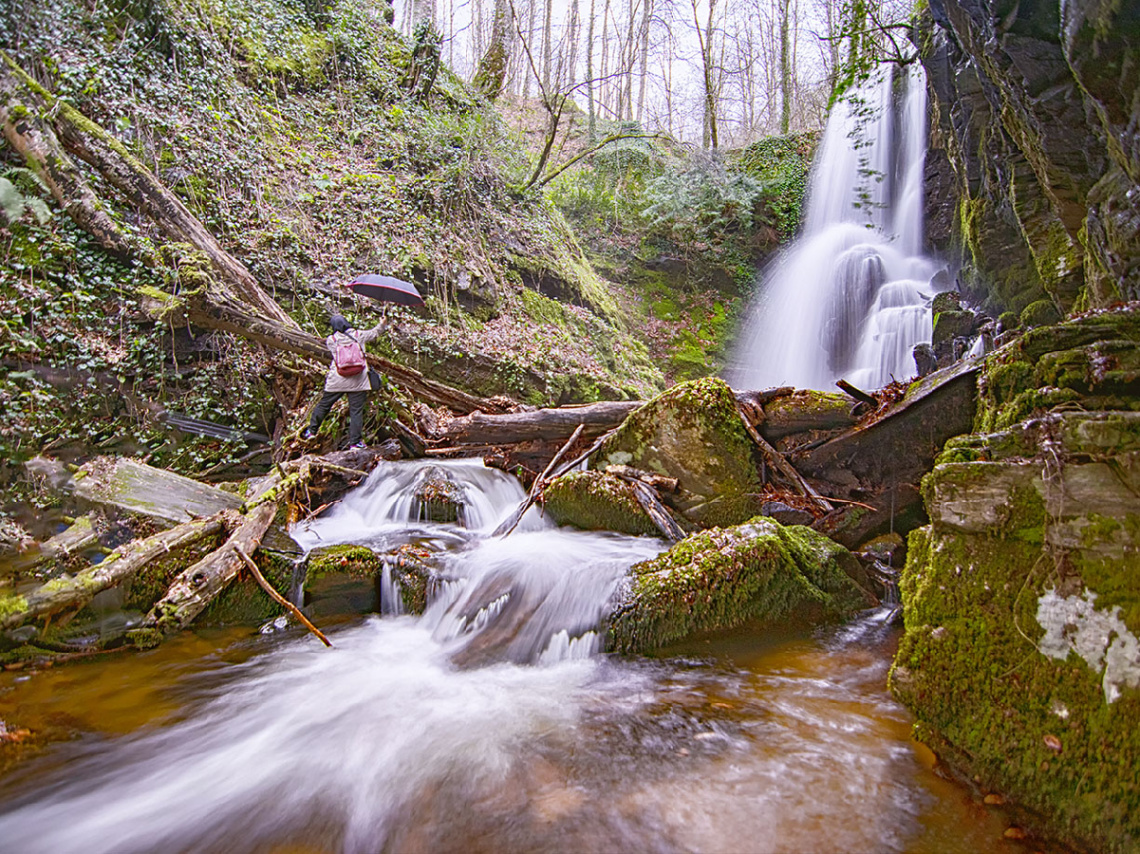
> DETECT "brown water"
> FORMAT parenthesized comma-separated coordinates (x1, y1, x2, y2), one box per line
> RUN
(0, 613, 1031, 854)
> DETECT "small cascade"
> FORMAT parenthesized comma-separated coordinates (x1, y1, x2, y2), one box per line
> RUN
(292, 459, 667, 665)
(727, 66, 948, 392)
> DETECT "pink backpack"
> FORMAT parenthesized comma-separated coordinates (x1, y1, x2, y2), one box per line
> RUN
(333, 331, 366, 376)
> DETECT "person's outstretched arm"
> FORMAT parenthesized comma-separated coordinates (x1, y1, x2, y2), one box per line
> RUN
(356, 319, 387, 345)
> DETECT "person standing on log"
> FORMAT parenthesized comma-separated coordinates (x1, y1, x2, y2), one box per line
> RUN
(302, 314, 385, 449)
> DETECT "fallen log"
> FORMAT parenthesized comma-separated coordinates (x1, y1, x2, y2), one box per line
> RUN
(179, 292, 509, 414)
(144, 502, 279, 634)
(66, 456, 243, 524)
(428, 400, 642, 445)
(0, 53, 508, 418)
(736, 404, 833, 513)
(0, 515, 226, 632)
(622, 478, 686, 542)
(4, 515, 100, 576)
(0, 51, 294, 327)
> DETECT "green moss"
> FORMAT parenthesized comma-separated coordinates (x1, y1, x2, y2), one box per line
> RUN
(305, 544, 383, 581)
(607, 517, 868, 653)
(593, 378, 759, 523)
(199, 549, 292, 625)
(542, 471, 661, 537)
(0, 593, 29, 623)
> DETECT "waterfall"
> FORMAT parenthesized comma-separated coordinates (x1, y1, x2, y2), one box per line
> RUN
(726, 66, 947, 392)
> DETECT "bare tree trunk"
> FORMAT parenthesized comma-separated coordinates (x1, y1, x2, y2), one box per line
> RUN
(541, 0, 554, 91)
(600, 0, 611, 116)
(587, 0, 598, 139)
(564, 0, 581, 93)
(522, 0, 537, 97)
(779, 0, 791, 134)
(692, 0, 719, 148)
(635, 0, 652, 122)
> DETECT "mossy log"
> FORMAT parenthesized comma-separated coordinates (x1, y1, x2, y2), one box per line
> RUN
(68, 457, 244, 525)
(3, 515, 99, 576)
(179, 291, 509, 415)
(0, 62, 136, 261)
(0, 515, 225, 632)
(143, 502, 279, 634)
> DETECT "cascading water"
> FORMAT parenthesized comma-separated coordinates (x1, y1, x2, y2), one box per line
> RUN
(727, 66, 948, 392)
(0, 460, 1022, 853)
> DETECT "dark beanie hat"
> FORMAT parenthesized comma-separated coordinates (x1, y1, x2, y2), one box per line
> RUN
(330, 314, 351, 333)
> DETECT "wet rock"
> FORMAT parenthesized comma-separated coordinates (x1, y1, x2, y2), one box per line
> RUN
(541, 471, 661, 537)
(760, 390, 856, 440)
(592, 378, 761, 528)
(606, 517, 875, 653)
(412, 465, 467, 525)
(856, 532, 906, 568)
(890, 408, 1140, 854)
(759, 501, 814, 527)
(303, 544, 384, 618)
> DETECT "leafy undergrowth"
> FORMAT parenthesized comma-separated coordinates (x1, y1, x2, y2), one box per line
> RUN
(0, 0, 669, 505)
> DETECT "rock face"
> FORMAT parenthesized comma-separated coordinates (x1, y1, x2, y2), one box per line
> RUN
(890, 410, 1140, 853)
(607, 517, 873, 653)
(921, 0, 1140, 313)
(591, 377, 762, 528)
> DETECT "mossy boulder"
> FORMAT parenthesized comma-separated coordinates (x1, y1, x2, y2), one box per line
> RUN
(976, 306, 1140, 432)
(890, 410, 1140, 853)
(592, 378, 761, 527)
(1019, 299, 1063, 329)
(303, 544, 385, 619)
(606, 517, 873, 653)
(541, 471, 661, 537)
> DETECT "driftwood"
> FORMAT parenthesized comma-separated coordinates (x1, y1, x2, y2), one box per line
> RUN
(234, 547, 331, 647)
(428, 400, 642, 446)
(736, 404, 834, 513)
(4, 515, 100, 576)
(0, 515, 226, 632)
(613, 474, 686, 542)
(603, 464, 679, 494)
(494, 424, 585, 538)
(799, 360, 982, 547)
(836, 379, 878, 408)
(68, 457, 244, 524)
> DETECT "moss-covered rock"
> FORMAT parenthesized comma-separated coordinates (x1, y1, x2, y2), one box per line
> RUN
(606, 517, 872, 653)
(975, 306, 1140, 432)
(591, 378, 761, 527)
(541, 471, 661, 537)
(890, 410, 1140, 853)
(412, 465, 467, 525)
(1019, 299, 1063, 329)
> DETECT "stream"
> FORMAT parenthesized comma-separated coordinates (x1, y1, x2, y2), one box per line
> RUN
(0, 460, 1030, 853)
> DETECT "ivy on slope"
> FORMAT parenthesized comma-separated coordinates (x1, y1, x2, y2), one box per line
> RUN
(0, 0, 664, 496)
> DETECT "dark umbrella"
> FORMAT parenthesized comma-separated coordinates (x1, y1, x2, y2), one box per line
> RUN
(347, 274, 425, 306)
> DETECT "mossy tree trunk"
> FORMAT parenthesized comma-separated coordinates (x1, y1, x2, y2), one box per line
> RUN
(472, 0, 513, 99)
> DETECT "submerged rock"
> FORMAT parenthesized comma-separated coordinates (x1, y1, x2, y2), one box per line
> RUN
(890, 409, 1140, 854)
(591, 378, 762, 528)
(412, 465, 468, 525)
(606, 517, 874, 654)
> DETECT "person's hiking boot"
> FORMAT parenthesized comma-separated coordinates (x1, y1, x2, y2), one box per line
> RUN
(301, 428, 317, 440)
(348, 441, 367, 450)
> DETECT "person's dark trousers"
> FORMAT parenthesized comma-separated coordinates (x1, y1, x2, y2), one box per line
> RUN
(310, 390, 367, 444)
